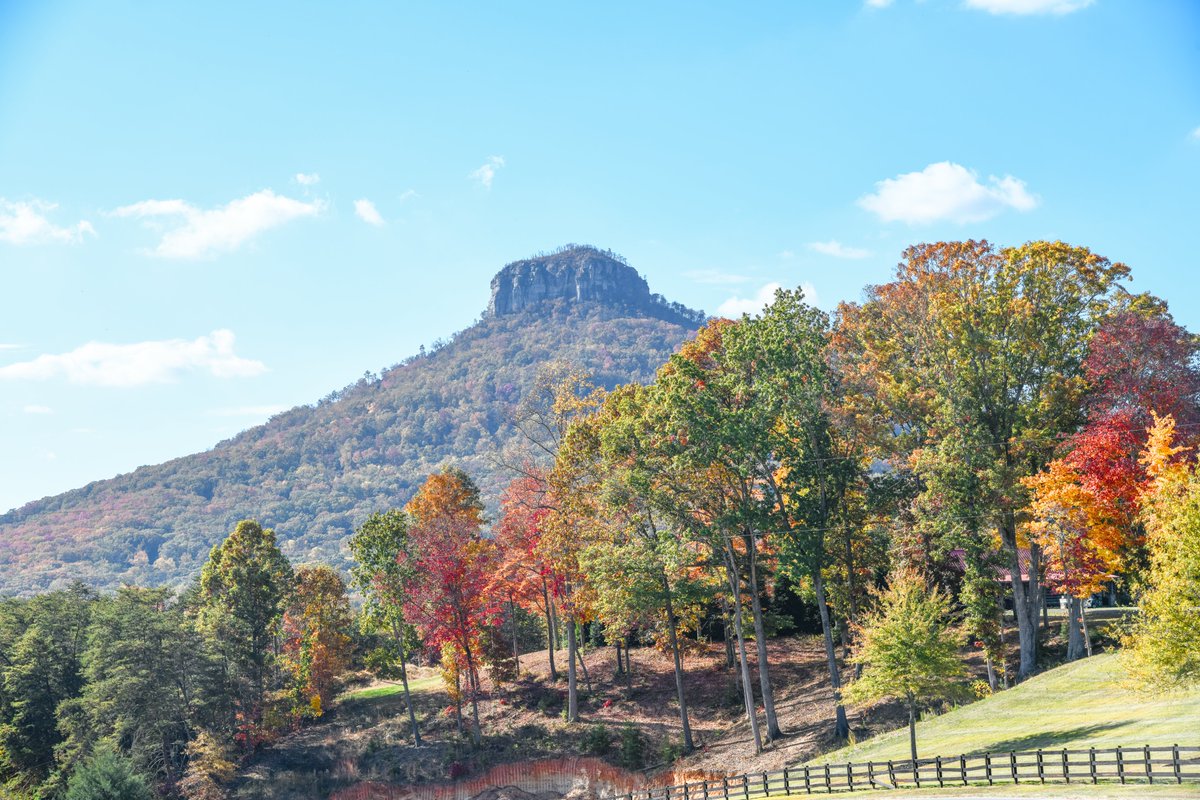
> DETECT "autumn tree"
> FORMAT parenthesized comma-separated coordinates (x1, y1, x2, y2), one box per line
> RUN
(1124, 415, 1200, 689)
(844, 569, 968, 763)
(836, 241, 1131, 679)
(348, 510, 422, 744)
(401, 468, 497, 745)
(282, 565, 353, 718)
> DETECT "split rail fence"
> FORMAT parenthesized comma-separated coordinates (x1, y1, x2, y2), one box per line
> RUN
(615, 745, 1200, 798)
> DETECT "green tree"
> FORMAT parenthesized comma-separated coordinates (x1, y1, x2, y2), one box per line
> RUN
(196, 519, 294, 743)
(843, 569, 968, 763)
(282, 565, 354, 718)
(63, 746, 154, 800)
(347, 509, 422, 744)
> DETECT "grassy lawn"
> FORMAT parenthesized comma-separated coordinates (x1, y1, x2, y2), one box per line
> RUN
(812, 652, 1200, 765)
(783, 782, 1200, 798)
(341, 674, 441, 701)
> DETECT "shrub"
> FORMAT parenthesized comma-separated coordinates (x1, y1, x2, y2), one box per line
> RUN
(584, 723, 612, 756)
(618, 723, 644, 769)
(65, 747, 154, 800)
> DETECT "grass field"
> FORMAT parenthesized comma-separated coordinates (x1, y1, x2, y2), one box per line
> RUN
(812, 653, 1200, 765)
(806, 782, 1200, 798)
(341, 674, 441, 701)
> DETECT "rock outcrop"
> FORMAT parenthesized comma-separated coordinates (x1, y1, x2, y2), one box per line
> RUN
(486, 245, 703, 326)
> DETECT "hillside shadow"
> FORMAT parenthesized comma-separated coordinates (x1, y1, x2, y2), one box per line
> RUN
(968, 722, 1130, 754)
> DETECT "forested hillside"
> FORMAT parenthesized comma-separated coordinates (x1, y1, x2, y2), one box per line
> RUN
(0, 248, 701, 596)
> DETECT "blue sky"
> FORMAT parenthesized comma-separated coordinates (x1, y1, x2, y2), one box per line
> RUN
(1, 0, 1198, 513)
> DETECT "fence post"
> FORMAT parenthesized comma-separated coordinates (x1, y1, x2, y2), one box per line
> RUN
(1062, 749, 1070, 783)
(866, 761, 874, 788)
(783, 769, 790, 796)
(742, 773, 749, 800)
(1010, 751, 1018, 785)
(1174, 744, 1182, 785)
(803, 765, 811, 795)
(762, 772, 769, 797)
(913, 758, 921, 789)
(886, 760, 896, 789)
(823, 764, 831, 794)
(666, 785, 671, 800)
(1037, 749, 1045, 784)
(722, 776, 729, 800)
(684, 782, 690, 800)
(985, 752, 993, 785)
(702, 781, 709, 800)
(847, 762, 854, 792)
(936, 756, 943, 788)
(960, 754, 967, 786)
(1089, 747, 1097, 784)
(1117, 746, 1126, 785)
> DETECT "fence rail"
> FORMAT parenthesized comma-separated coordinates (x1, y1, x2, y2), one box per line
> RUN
(615, 745, 1200, 798)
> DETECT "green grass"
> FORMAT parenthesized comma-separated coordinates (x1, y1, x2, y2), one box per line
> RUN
(342, 675, 440, 701)
(813, 653, 1200, 765)
(796, 783, 1200, 798)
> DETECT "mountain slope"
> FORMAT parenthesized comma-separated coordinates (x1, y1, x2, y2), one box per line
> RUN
(0, 247, 701, 596)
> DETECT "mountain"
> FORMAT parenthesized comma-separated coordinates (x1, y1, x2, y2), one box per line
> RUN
(0, 246, 704, 596)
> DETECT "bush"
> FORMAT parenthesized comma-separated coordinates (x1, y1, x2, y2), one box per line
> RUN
(618, 723, 644, 769)
(584, 723, 612, 756)
(65, 747, 154, 800)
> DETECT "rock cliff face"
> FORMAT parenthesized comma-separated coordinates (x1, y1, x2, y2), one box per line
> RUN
(486, 245, 703, 326)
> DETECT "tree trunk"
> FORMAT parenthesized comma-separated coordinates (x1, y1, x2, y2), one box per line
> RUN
(576, 632, 592, 692)
(724, 543, 762, 753)
(394, 623, 422, 745)
(1066, 596, 1085, 661)
(744, 532, 782, 741)
(542, 584, 558, 682)
(907, 702, 918, 764)
(509, 594, 521, 678)
(1001, 519, 1039, 678)
(663, 573, 695, 753)
(615, 642, 624, 675)
(813, 569, 850, 739)
(1080, 599, 1093, 657)
(723, 609, 737, 670)
(567, 615, 579, 722)
(452, 668, 464, 737)
(462, 643, 483, 746)
(985, 653, 997, 693)
(625, 632, 634, 693)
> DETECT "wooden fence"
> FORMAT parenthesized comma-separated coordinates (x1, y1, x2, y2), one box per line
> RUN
(615, 746, 1200, 798)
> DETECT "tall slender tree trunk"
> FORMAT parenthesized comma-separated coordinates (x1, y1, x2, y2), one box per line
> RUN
(462, 643, 483, 746)
(393, 623, 422, 745)
(1066, 596, 1085, 661)
(723, 608, 737, 670)
(724, 542, 763, 753)
(1002, 517, 1040, 678)
(615, 642, 624, 675)
(576, 632, 592, 692)
(907, 702, 918, 764)
(1080, 599, 1093, 657)
(567, 614, 579, 722)
(813, 569, 850, 739)
(743, 532, 781, 741)
(542, 583, 558, 681)
(662, 573, 695, 753)
(509, 593, 521, 678)
(985, 654, 997, 692)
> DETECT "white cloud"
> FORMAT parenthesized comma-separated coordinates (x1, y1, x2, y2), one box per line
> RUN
(398, 189, 419, 202)
(858, 161, 1038, 225)
(808, 240, 871, 259)
(0, 199, 95, 245)
(964, 0, 1093, 13)
(294, 172, 321, 186)
(0, 330, 266, 387)
(209, 404, 289, 417)
(0, 343, 22, 351)
(470, 156, 505, 189)
(716, 282, 821, 318)
(685, 269, 750, 285)
(22, 404, 52, 415)
(111, 190, 322, 259)
(354, 198, 385, 226)
(865, 0, 894, 7)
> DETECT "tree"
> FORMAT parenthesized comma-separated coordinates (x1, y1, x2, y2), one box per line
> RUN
(401, 468, 497, 745)
(196, 520, 295, 745)
(843, 569, 968, 763)
(835, 240, 1131, 679)
(63, 746, 154, 800)
(348, 510, 422, 744)
(282, 565, 353, 718)
(1124, 414, 1200, 689)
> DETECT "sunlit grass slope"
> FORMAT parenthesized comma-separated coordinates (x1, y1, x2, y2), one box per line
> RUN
(813, 652, 1200, 765)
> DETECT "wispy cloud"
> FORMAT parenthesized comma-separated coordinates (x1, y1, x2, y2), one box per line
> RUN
(354, 198, 385, 226)
(808, 240, 871, 259)
(1190, 126, 1200, 142)
(0, 330, 266, 387)
(865, 0, 894, 7)
(0, 343, 23, 351)
(716, 282, 821, 318)
(964, 0, 1093, 13)
(398, 189, 419, 202)
(22, 404, 52, 415)
(208, 404, 289, 418)
(470, 156, 505, 189)
(111, 190, 322, 259)
(0, 199, 95, 245)
(294, 172, 321, 186)
(858, 161, 1038, 224)
(684, 268, 750, 285)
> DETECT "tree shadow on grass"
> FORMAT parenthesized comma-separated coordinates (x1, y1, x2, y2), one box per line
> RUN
(967, 722, 1131, 755)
